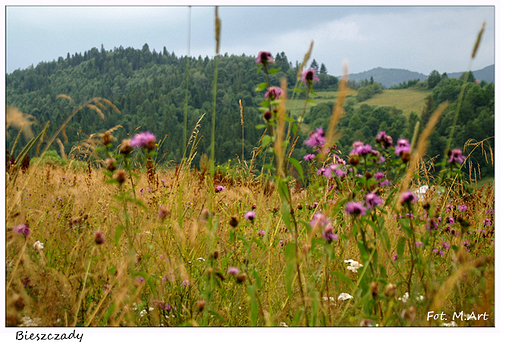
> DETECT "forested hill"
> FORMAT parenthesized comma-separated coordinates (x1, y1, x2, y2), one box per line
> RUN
(6, 44, 494, 178)
(6, 45, 339, 165)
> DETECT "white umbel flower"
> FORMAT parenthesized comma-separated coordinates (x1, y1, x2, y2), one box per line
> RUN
(33, 240, 44, 250)
(398, 292, 410, 303)
(338, 293, 353, 301)
(345, 259, 363, 273)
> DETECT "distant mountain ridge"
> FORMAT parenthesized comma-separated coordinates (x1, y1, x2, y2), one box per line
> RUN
(347, 64, 494, 88)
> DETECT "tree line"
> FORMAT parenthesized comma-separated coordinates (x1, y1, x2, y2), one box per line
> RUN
(6, 45, 493, 178)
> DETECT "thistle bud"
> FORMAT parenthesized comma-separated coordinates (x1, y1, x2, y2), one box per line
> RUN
(115, 170, 126, 184)
(349, 154, 360, 166)
(370, 281, 379, 298)
(384, 283, 396, 298)
(105, 158, 117, 172)
(120, 139, 133, 155)
(229, 216, 239, 228)
(236, 273, 247, 284)
(102, 131, 113, 146)
(196, 300, 206, 312)
(401, 151, 411, 163)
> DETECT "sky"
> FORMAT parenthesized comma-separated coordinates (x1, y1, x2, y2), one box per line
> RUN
(4, 3, 495, 76)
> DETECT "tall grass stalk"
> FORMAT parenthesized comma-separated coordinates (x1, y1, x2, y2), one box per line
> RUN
(182, 6, 192, 162)
(210, 7, 221, 176)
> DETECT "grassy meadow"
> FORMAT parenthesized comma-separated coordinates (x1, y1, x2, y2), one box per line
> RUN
(6, 16, 494, 329)
(5, 153, 495, 327)
(354, 88, 433, 116)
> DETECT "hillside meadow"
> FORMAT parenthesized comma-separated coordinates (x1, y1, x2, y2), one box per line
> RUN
(6, 13, 494, 330)
(6, 71, 494, 328)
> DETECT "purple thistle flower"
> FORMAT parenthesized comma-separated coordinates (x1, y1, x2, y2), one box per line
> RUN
(365, 192, 383, 209)
(433, 248, 444, 256)
(245, 211, 256, 221)
(13, 224, 30, 237)
(374, 172, 385, 182)
(139, 188, 144, 195)
(310, 213, 331, 228)
(446, 204, 454, 212)
(458, 204, 467, 212)
(345, 202, 367, 217)
(264, 86, 284, 100)
(448, 148, 466, 165)
(181, 279, 191, 287)
(258, 230, 266, 236)
(322, 227, 338, 243)
(227, 267, 240, 275)
(441, 242, 450, 250)
(392, 254, 398, 262)
(483, 218, 492, 227)
(415, 241, 424, 248)
(375, 131, 393, 148)
(301, 68, 320, 85)
(350, 142, 372, 156)
(136, 276, 145, 284)
(425, 217, 439, 231)
(304, 128, 326, 149)
(486, 209, 494, 215)
(399, 191, 417, 205)
(379, 179, 391, 187)
(395, 138, 411, 157)
(323, 164, 346, 178)
(215, 185, 225, 192)
(130, 131, 156, 151)
(256, 51, 273, 65)
(316, 167, 326, 176)
(304, 153, 316, 161)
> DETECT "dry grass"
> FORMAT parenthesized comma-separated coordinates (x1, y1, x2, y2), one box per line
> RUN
(5, 158, 495, 327)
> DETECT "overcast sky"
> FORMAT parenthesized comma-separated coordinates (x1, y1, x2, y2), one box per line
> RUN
(5, 4, 494, 76)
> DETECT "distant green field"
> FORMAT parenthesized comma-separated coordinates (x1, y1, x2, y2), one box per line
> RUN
(355, 88, 432, 116)
(286, 88, 432, 118)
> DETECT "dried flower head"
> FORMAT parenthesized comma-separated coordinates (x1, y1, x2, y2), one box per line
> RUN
(94, 230, 106, 245)
(115, 170, 126, 184)
(102, 131, 113, 146)
(196, 300, 206, 312)
(236, 273, 247, 284)
(229, 216, 239, 228)
(119, 139, 133, 155)
(158, 205, 170, 220)
(384, 283, 396, 298)
(105, 158, 117, 172)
